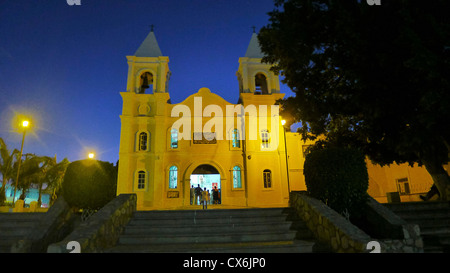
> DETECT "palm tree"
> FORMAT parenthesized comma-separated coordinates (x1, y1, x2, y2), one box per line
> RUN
(36, 156, 69, 207)
(0, 138, 19, 205)
(1, 137, 70, 207)
(13, 153, 43, 201)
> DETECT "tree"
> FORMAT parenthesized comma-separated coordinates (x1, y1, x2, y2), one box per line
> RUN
(259, 0, 450, 199)
(42, 157, 70, 206)
(13, 154, 43, 201)
(0, 138, 19, 205)
(62, 159, 117, 210)
(13, 155, 70, 206)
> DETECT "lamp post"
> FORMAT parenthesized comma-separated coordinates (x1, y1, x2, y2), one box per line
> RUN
(281, 119, 290, 193)
(13, 120, 29, 205)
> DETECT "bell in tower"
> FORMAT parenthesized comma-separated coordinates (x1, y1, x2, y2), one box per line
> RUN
(139, 72, 154, 94)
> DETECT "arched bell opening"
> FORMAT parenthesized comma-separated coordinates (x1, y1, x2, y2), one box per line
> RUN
(139, 72, 154, 94)
(255, 73, 268, 94)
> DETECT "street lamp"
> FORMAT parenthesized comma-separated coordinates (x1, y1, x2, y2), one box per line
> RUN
(13, 119, 30, 205)
(281, 119, 290, 193)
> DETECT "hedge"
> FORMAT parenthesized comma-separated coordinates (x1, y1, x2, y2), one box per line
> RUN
(303, 147, 369, 218)
(62, 159, 117, 210)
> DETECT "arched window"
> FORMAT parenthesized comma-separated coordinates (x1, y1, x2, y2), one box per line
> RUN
(137, 171, 146, 189)
(171, 129, 178, 149)
(138, 132, 149, 151)
(263, 169, 272, 188)
(231, 129, 240, 148)
(139, 72, 153, 94)
(255, 73, 268, 94)
(169, 166, 178, 189)
(261, 129, 270, 149)
(233, 166, 242, 189)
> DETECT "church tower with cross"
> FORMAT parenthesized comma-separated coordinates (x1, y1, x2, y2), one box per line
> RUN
(125, 26, 171, 95)
(236, 29, 281, 96)
(117, 27, 173, 208)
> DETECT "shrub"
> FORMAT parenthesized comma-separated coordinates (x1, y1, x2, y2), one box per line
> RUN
(303, 147, 369, 218)
(62, 159, 117, 210)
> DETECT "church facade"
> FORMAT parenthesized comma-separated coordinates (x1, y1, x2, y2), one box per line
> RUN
(116, 30, 437, 210)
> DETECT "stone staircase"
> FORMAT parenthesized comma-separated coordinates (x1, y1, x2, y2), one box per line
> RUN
(104, 207, 325, 253)
(0, 212, 43, 253)
(384, 201, 450, 253)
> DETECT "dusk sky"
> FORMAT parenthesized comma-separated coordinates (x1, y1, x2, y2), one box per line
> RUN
(0, 0, 294, 164)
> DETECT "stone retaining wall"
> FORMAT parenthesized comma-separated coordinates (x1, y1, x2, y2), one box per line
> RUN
(11, 196, 74, 253)
(364, 196, 423, 253)
(47, 194, 137, 253)
(290, 191, 370, 252)
(290, 191, 423, 253)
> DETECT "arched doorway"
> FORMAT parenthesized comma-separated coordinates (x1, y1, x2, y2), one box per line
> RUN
(190, 164, 221, 206)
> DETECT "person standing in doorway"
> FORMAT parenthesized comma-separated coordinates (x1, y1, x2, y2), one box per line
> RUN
(201, 187, 209, 209)
(190, 185, 195, 205)
(195, 184, 202, 205)
(213, 186, 219, 205)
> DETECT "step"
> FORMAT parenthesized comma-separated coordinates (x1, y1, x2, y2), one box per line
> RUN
(128, 214, 291, 227)
(0, 212, 44, 220)
(133, 208, 291, 219)
(118, 230, 298, 245)
(123, 221, 303, 235)
(122, 224, 314, 241)
(0, 227, 33, 237)
(0, 236, 23, 249)
(384, 201, 450, 212)
(394, 210, 450, 220)
(423, 245, 445, 253)
(0, 221, 39, 229)
(403, 218, 450, 229)
(420, 226, 450, 236)
(106, 240, 315, 253)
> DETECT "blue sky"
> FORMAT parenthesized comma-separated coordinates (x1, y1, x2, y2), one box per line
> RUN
(0, 0, 293, 164)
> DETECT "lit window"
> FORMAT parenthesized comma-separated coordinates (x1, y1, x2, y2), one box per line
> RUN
(137, 171, 146, 189)
(139, 132, 148, 151)
(396, 178, 410, 195)
(171, 129, 178, 149)
(169, 166, 178, 189)
(233, 166, 242, 189)
(263, 169, 272, 188)
(261, 130, 270, 149)
(232, 129, 240, 148)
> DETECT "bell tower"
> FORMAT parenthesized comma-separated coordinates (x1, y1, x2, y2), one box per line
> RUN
(125, 28, 171, 94)
(117, 28, 171, 208)
(236, 30, 280, 95)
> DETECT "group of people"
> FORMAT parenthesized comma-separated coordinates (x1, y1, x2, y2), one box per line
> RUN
(190, 184, 220, 209)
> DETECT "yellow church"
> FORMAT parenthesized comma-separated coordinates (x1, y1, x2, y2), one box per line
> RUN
(116, 30, 438, 210)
